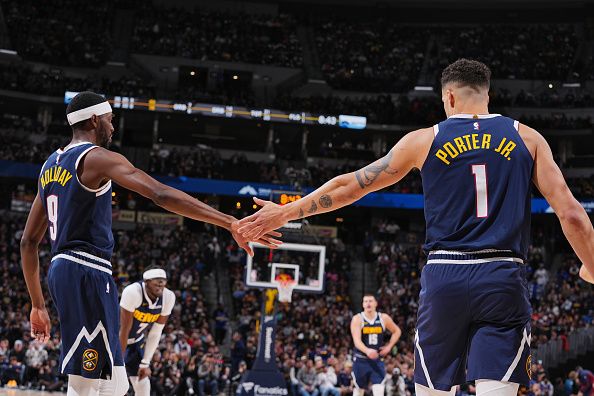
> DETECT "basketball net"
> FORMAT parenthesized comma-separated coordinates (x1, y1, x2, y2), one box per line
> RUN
(274, 274, 296, 303)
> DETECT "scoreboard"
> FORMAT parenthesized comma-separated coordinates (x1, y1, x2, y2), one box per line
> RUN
(64, 91, 367, 130)
(270, 190, 303, 206)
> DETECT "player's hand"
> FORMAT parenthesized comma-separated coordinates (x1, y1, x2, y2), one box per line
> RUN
(230, 218, 282, 257)
(138, 366, 152, 380)
(366, 349, 379, 360)
(30, 307, 51, 343)
(379, 346, 391, 357)
(579, 265, 594, 284)
(237, 198, 289, 241)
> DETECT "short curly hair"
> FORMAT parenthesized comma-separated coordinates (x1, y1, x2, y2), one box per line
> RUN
(441, 59, 491, 91)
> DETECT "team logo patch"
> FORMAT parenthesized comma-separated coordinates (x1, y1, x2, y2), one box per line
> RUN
(526, 354, 532, 379)
(82, 349, 99, 371)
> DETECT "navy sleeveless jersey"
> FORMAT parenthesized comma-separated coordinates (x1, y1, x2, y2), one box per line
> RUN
(38, 142, 114, 259)
(421, 114, 533, 259)
(355, 312, 385, 357)
(127, 282, 164, 344)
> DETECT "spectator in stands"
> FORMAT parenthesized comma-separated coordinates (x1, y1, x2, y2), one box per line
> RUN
(297, 358, 319, 396)
(231, 332, 247, 375)
(37, 359, 65, 392)
(336, 361, 353, 396)
(578, 366, 594, 396)
(197, 354, 220, 396)
(316, 356, 340, 396)
(214, 305, 230, 345)
(24, 340, 47, 386)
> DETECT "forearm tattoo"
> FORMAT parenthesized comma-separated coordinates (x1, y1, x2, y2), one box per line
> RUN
(319, 194, 332, 208)
(355, 149, 398, 189)
(298, 208, 304, 219)
(307, 200, 318, 214)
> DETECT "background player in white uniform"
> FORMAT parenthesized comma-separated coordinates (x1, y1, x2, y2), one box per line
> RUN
(119, 266, 176, 396)
(350, 295, 401, 396)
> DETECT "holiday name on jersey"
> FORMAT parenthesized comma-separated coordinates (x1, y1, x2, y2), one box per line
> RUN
(39, 166, 74, 188)
(435, 133, 517, 165)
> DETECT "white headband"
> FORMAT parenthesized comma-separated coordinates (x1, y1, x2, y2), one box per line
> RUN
(143, 269, 167, 280)
(67, 101, 112, 125)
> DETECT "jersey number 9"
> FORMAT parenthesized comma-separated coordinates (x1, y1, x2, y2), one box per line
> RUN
(47, 195, 58, 241)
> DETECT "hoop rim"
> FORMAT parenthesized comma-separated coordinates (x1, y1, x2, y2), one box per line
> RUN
(274, 278, 296, 302)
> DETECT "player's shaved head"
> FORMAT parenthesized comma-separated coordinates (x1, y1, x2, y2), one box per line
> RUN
(441, 58, 491, 92)
(441, 59, 491, 117)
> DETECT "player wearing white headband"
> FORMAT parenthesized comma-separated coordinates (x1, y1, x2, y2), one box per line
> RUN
(119, 265, 175, 396)
(21, 91, 282, 396)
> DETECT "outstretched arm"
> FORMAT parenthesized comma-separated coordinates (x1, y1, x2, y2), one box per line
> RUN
(526, 124, 594, 283)
(238, 128, 434, 240)
(20, 193, 51, 342)
(83, 148, 280, 255)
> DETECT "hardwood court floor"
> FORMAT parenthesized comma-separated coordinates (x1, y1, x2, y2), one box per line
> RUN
(0, 389, 64, 395)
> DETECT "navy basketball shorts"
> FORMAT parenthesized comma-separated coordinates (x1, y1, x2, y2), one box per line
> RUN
(414, 251, 532, 391)
(124, 341, 144, 377)
(352, 356, 386, 388)
(47, 251, 123, 379)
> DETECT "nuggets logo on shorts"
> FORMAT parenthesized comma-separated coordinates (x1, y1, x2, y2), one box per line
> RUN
(82, 349, 99, 371)
(526, 355, 532, 379)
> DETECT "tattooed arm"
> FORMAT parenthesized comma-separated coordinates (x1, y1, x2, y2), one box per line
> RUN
(238, 128, 434, 240)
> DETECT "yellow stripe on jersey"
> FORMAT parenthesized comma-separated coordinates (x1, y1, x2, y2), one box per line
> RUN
(133, 310, 160, 323)
(362, 326, 383, 334)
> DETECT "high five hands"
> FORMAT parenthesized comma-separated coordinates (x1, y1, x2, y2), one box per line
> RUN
(230, 210, 284, 256)
(237, 198, 289, 242)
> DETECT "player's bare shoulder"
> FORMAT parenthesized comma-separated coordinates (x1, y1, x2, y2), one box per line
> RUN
(516, 122, 543, 159)
(403, 126, 436, 170)
(379, 312, 392, 322)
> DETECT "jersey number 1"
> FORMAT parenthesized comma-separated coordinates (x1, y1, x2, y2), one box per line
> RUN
(47, 195, 58, 241)
(471, 165, 488, 218)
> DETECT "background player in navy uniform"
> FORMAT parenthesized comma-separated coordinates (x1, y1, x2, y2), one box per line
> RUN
(119, 265, 175, 396)
(20, 91, 282, 396)
(350, 294, 401, 396)
(237, 59, 594, 396)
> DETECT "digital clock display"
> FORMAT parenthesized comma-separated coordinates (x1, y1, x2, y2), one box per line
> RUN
(271, 190, 303, 206)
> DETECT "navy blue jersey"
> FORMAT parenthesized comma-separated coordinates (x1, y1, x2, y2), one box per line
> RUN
(38, 142, 114, 260)
(421, 114, 533, 258)
(127, 282, 164, 344)
(354, 312, 385, 358)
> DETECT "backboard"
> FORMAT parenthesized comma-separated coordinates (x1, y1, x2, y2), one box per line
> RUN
(245, 242, 326, 293)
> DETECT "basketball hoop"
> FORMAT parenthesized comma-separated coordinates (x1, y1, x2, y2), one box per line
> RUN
(274, 274, 296, 303)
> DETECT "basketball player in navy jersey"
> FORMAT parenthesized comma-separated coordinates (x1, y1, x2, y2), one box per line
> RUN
(119, 265, 175, 396)
(20, 91, 281, 396)
(351, 294, 401, 396)
(237, 59, 594, 396)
